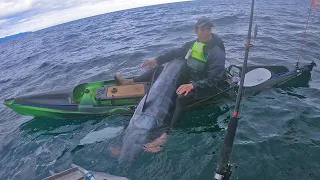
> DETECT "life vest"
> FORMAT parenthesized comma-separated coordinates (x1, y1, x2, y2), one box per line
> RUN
(185, 41, 207, 80)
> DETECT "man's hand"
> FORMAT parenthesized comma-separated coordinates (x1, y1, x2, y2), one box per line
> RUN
(176, 83, 194, 96)
(141, 59, 157, 69)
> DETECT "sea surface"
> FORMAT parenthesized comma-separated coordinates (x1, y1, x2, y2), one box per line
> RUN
(0, 0, 320, 179)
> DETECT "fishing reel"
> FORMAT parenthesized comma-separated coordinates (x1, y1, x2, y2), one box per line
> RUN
(214, 163, 237, 180)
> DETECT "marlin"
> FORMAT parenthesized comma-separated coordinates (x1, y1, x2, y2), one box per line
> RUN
(118, 59, 185, 167)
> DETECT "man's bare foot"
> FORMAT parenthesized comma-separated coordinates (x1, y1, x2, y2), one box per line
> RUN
(109, 147, 121, 156)
(114, 73, 134, 85)
(143, 133, 167, 153)
(143, 145, 163, 153)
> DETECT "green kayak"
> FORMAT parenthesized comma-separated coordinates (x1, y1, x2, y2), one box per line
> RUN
(3, 63, 315, 119)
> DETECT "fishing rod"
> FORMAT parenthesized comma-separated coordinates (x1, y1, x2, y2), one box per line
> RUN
(214, 0, 255, 179)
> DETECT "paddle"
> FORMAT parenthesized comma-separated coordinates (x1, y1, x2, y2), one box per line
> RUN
(238, 67, 271, 87)
(186, 67, 272, 109)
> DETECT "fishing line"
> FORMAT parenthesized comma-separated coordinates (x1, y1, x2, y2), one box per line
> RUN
(252, 0, 258, 46)
(141, 65, 159, 112)
(186, 83, 237, 109)
(297, 0, 316, 63)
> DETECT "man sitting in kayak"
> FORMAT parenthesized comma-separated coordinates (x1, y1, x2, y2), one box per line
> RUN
(114, 17, 226, 152)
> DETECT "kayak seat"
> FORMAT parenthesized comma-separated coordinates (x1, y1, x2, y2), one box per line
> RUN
(94, 83, 149, 100)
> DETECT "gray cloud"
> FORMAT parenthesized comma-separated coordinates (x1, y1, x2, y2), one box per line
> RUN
(0, 0, 188, 38)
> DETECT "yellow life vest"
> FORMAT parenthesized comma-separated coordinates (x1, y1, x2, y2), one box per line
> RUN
(185, 41, 207, 80)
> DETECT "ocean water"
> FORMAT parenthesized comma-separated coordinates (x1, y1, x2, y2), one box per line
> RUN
(0, 0, 320, 179)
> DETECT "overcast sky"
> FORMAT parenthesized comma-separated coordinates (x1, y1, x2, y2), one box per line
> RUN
(0, 0, 188, 38)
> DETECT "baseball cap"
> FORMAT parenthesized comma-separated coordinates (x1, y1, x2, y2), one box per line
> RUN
(195, 17, 214, 28)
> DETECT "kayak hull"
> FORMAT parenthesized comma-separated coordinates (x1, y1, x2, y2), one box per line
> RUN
(4, 98, 137, 119)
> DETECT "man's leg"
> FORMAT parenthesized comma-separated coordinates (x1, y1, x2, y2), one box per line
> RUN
(114, 66, 163, 85)
(133, 66, 163, 83)
(143, 91, 195, 153)
(169, 91, 195, 129)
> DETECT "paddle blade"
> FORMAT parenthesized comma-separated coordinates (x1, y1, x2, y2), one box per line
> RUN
(238, 68, 272, 87)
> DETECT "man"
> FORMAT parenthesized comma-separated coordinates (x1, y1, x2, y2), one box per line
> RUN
(114, 17, 226, 152)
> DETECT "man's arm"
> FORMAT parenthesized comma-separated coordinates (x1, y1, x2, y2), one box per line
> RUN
(192, 46, 226, 89)
(155, 41, 193, 65)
